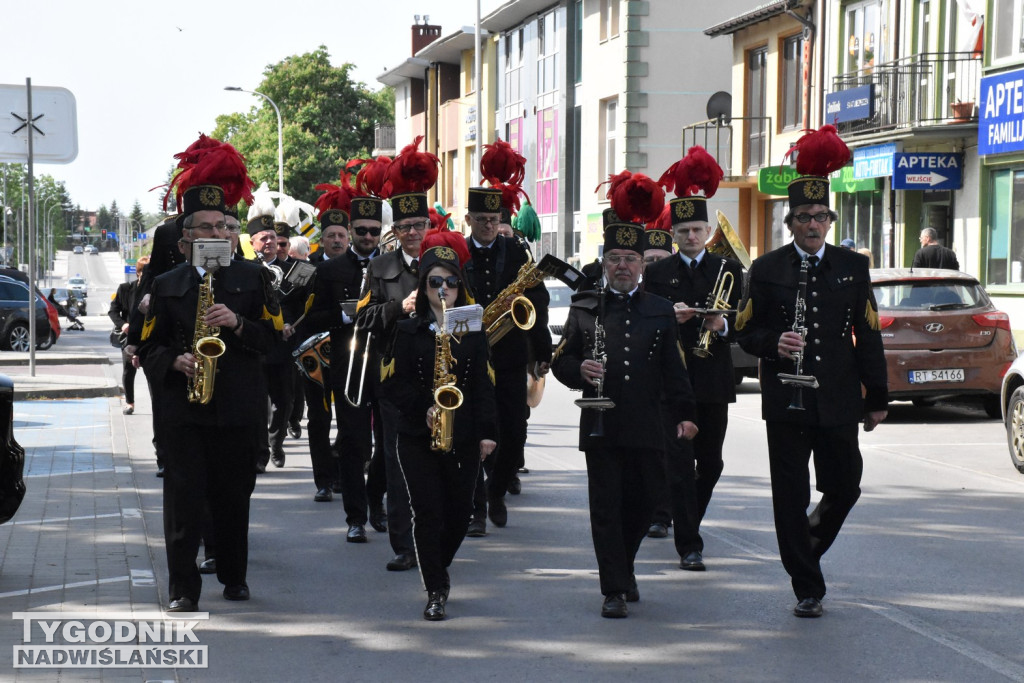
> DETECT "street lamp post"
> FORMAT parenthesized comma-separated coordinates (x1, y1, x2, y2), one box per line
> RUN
(225, 86, 284, 194)
(45, 203, 61, 288)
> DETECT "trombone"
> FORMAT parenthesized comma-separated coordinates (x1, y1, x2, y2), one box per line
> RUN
(343, 322, 372, 408)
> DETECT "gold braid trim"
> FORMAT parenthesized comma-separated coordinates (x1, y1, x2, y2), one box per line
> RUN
(380, 357, 395, 382)
(356, 290, 372, 312)
(262, 306, 285, 331)
(677, 340, 688, 369)
(487, 361, 496, 385)
(735, 298, 753, 331)
(865, 299, 880, 331)
(141, 315, 156, 341)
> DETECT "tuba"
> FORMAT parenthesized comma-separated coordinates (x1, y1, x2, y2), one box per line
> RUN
(188, 271, 227, 404)
(430, 288, 464, 452)
(707, 210, 752, 269)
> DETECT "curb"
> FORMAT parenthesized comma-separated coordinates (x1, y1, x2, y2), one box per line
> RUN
(14, 385, 122, 401)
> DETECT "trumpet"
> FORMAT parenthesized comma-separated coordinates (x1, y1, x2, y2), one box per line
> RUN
(692, 260, 735, 358)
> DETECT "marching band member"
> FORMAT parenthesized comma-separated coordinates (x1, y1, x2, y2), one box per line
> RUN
(552, 174, 696, 618)
(736, 126, 888, 618)
(381, 228, 496, 621)
(643, 148, 742, 572)
(139, 135, 281, 612)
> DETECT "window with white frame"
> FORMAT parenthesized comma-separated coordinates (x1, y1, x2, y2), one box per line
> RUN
(992, 0, 1024, 61)
(504, 28, 525, 113)
(600, 0, 619, 42)
(599, 98, 618, 185)
(986, 168, 1024, 286)
(844, 0, 881, 74)
(537, 11, 559, 96)
(781, 34, 804, 130)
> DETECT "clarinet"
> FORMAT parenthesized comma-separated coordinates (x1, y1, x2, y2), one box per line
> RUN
(777, 256, 820, 410)
(574, 277, 615, 435)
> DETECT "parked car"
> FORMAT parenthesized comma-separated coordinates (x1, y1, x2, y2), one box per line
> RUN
(1001, 353, 1024, 473)
(67, 275, 88, 299)
(85, 244, 98, 254)
(49, 287, 86, 317)
(871, 268, 1016, 418)
(546, 280, 573, 345)
(72, 245, 83, 254)
(0, 276, 59, 351)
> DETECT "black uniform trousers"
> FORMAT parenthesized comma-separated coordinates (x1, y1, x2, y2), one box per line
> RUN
(396, 433, 479, 593)
(380, 398, 415, 556)
(366, 405, 387, 507)
(304, 373, 336, 490)
(766, 420, 863, 600)
(265, 360, 295, 457)
(289, 366, 305, 428)
(486, 366, 528, 500)
(121, 348, 138, 404)
(163, 426, 258, 602)
(332, 389, 372, 526)
(654, 401, 728, 555)
(584, 444, 664, 596)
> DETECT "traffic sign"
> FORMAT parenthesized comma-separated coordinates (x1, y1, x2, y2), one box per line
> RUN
(891, 152, 963, 190)
(124, 265, 136, 275)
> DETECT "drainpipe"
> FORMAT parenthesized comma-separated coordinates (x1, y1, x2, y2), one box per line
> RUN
(785, 3, 816, 130)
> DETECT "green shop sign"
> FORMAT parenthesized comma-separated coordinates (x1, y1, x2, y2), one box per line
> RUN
(757, 167, 800, 195)
(830, 166, 880, 193)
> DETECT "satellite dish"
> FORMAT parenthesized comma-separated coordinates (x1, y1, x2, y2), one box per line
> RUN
(706, 91, 732, 124)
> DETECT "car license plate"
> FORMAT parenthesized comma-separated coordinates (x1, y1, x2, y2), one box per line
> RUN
(908, 368, 964, 383)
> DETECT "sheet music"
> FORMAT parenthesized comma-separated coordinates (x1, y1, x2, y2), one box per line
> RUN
(445, 304, 483, 336)
(285, 260, 317, 288)
(192, 239, 232, 273)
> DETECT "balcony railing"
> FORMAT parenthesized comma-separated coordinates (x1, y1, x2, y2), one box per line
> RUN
(831, 51, 981, 136)
(373, 125, 396, 156)
(682, 116, 773, 177)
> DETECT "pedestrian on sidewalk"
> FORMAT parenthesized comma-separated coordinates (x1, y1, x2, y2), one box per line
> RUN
(110, 256, 148, 415)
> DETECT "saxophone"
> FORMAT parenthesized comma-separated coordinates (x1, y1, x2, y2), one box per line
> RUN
(187, 271, 227, 404)
(430, 288, 464, 452)
(481, 252, 541, 346)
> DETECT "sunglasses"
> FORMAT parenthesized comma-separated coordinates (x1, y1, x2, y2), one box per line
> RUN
(353, 227, 382, 237)
(427, 275, 461, 289)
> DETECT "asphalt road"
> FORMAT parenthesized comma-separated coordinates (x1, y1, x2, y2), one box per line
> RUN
(4, 250, 1024, 681)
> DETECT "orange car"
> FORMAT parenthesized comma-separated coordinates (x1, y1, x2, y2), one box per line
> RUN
(871, 268, 1016, 418)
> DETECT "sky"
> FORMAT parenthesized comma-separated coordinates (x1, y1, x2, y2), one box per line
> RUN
(0, 0, 495, 216)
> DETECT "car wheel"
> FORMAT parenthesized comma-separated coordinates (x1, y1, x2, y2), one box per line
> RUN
(36, 330, 54, 351)
(6, 323, 30, 352)
(983, 395, 1002, 420)
(1007, 387, 1024, 474)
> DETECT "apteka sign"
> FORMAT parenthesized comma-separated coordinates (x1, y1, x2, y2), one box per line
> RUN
(979, 67, 1024, 156)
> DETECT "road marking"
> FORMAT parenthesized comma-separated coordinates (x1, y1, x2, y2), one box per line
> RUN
(131, 569, 155, 587)
(12, 512, 123, 526)
(851, 599, 1024, 682)
(0, 576, 129, 600)
(868, 445, 1024, 486)
(24, 468, 119, 479)
(705, 527, 778, 561)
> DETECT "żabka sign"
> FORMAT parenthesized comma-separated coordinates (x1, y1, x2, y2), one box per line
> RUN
(979, 67, 1024, 156)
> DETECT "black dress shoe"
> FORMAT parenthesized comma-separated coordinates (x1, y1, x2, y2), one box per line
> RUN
(647, 522, 669, 538)
(167, 597, 198, 613)
(288, 422, 302, 439)
(680, 550, 706, 571)
(223, 584, 250, 601)
(625, 586, 640, 603)
(794, 597, 823, 618)
(271, 449, 285, 468)
(255, 462, 267, 474)
(465, 518, 487, 537)
(517, 467, 530, 474)
(507, 476, 522, 495)
(155, 465, 165, 478)
(386, 553, 417, 571)
(198, 558, 216, 575)
(488, 496, 508, 527)
(601, 594, 628, 618)
(313, 487, 333, 502)
(369, 505, 387, 533)
(346, 525, 367, 543)
(423, 590, 447, 621)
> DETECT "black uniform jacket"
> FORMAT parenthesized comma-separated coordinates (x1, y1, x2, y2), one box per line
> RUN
(139, 262, 281, 427)
(355, 250, 419, 338)
(305, 250, 372, 387)
(643, 253, 744, 404)
(912, 244, 960, 270)
(381, 318, 498, 449)
(258, 256, 307, 364)
(551, 288, 696, 452)
(464, 235, 551, 370)
(109, 281, 140, 330)
(736, 244, 888, 426)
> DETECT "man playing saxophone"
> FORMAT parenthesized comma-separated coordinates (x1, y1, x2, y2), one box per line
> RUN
(139, 136, 281, 613)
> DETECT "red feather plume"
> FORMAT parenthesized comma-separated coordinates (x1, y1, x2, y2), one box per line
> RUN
(353, 156, 392, 198)
(420, 226, 471, 268)
(165, 136, 254, 211)
(481, 138, 526, 185)
(659, 146, 723, 199)
(647, 203, 672, 232)
(313, 170, 356, 220)
(596, 170, 665, 224)
(786, 124, 850, 177)
(490, 182, 532, 214)
(428, 207, 448, 231)
(174, 133, 223, 169)
(385, 136, 440, 195)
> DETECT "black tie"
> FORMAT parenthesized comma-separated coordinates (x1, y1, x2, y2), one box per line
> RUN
(410, 259, 418, 273)
(690, 259, 699, 271)
(807, 255, 819, 269)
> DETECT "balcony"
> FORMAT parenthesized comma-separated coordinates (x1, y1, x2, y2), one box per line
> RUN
(831, 52, 982, 137)
(682, 116, 773, 178)
(372, 125, 396, 157)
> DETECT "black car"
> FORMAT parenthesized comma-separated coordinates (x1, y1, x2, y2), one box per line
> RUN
(0, 277, 57, 351)
(49, 287, 87, 316)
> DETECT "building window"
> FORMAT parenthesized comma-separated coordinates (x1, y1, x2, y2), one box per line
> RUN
(503, 28, 525, 114)
(746, 46, 767, 172)
(599, 98, 618, 186)
(781, 34, 804, 130)
(845, 0, 881, 74)
(987, 169, 1024, 286)
(838, 190, 884, 266)
(574, 0, 583, 84)
(992, 0, 1024, 61)
(600, 0, 619, 41)
(538, 11, 559, 95)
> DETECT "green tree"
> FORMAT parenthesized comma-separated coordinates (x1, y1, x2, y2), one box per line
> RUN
(97, 205, 111, 232)
(130, 200, 144, 233)
(212, 46, 395, 202)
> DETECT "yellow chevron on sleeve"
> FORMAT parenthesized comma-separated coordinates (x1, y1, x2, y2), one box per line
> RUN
(141, 315, 156, 341)
(356, 290, 372, 312)
(865, 300, 880, 331)
(380, 357, 395, 382)
(262, 306, 285, 331)
(735, 298, 753, 331)
(487, 361, 495, 385)
(677, 340, 688, 369)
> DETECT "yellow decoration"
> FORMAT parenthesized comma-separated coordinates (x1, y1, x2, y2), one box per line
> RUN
(485, 193, 501, 211)
(199, 187, 221, 207)
(805, 180, 827, 200)
(616, 226, 638, 247)
(380, 357, 395, 381)
(356, 290, 372, 312)
(262, 306, 285, 331)
(735, 298, 753, 331)
(141, 315, 156, 341)
(865, 299, 880, 331)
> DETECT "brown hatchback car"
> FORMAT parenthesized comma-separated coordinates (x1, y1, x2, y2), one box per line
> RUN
(871, 268, 1016, 418)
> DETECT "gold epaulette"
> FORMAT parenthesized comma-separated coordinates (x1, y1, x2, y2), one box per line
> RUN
(865, 299, 880, 331)
(380, 357, 395, 382)
(356, 290, 372, 312)
(141, 315, 156, 341)
(262, 306, 285, 331)
(487, 361, 495, 385)
(735, 298, 753, 331)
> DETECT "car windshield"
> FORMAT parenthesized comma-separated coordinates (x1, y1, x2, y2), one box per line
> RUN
(873, 280, 985, 311)
(68, 278, 85, 286)
(547, 284, 573, 307)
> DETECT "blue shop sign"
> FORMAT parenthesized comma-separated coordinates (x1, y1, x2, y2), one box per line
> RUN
(825, 84, 875, 124)
(979, 68, 1024, 155)
(891, 153, 963, 190)
(852, 142, 898, 179)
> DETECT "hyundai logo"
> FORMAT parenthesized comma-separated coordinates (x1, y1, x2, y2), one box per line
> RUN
(924, 322, 944, 333)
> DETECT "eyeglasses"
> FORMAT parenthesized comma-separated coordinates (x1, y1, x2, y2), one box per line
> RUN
(471, 215, 502, 226)
(394, 221, 429, 234)
(190, 222, 227, 233)
(353, 227, 382, 237)
(426, 275, 461, 289)
(225, 225, 241, 234)
(276, 241, 289, 248)
(793, 212, 831, 224)
(604, 254, 643, 265)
